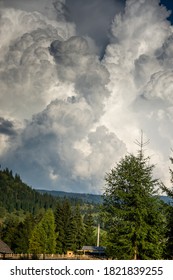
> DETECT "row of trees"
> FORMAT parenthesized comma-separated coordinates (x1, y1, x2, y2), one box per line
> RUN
(0, 200, 97, 256)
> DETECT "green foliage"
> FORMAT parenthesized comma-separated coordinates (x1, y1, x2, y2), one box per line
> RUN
(29, 223, 46, 254)
(161, 155, 173, 259)
(74, 204, 85, 249)
(65, 204, 85, 251)
(83, 206, 95, 246)
(29, 209, 56, 255)
(54, 199, 72, 253)
(0, 213, 21, 252)
(65, 213, 78, 251)
(103, 151, 166, 260)
(0, 168, 57, 213)
(14, 213, 35, 253)
(38, 190, 103, 204)
(0, 206, 7, 219)
(55, 199, 85, 253)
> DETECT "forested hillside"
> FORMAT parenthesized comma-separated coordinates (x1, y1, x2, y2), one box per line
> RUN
(0, 168, 57, 214)
(38, 189, 103, 204)
(0, 167, 171, 216)
(0, 167, 101, 255)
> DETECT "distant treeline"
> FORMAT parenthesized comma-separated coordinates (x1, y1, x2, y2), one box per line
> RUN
(37, 189, 103, 204)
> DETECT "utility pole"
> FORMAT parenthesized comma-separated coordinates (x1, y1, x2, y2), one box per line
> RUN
(97, 223, 100, 247)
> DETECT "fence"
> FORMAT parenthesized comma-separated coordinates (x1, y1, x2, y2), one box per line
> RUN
(0, 253, 106, 260)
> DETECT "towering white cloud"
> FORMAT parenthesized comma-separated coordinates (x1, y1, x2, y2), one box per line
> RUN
(1, 0, 173, 193)
(102, 0, 173, 187)
(0, 1, 126, 193)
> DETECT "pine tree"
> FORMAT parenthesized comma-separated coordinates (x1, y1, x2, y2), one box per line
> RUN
(15, 213, 35, 253)
(65, 213, 78, 251)
(74, 204, 85, 249)
(65, 204, 85, 251)
(161, 154, 173, 259)
(29, 209, 56, 257)
(55, 200, 85, 252)
(103, 146, 166, 259)
(41, 209, 56, 254)
(83, 206, 95, 246)
(29, 223, 46, 255)
(55, 199, 72, 253)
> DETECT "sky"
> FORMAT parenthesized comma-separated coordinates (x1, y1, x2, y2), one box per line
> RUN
(0, 0, 173, 194)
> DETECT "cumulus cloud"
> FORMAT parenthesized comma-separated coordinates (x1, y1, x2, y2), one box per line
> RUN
(0, 1, 126, 193)
(0, 5, 75, 120)
(49, 35, 110, 118)
(1, 98, 125, 193)
(102, 0, 173, 187)
(1, 0, 173, 193)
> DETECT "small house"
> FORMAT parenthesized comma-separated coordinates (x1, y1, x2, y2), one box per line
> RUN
(0, 240, 13, 259)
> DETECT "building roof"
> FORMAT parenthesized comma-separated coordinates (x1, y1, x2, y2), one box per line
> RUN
(0, 240, 13, 254)
(81, 246, 105, 252)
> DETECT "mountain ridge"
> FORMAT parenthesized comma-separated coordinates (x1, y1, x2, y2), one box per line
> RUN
(37, 189, 173, 205)
(37, 189, 103, 204)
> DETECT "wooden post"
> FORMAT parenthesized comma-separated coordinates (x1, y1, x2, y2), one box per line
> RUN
(97, 224, 100, 247)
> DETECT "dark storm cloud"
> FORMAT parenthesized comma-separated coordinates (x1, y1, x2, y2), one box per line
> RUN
(0, 117, 17, 136)
(66, 0, 125, 55)
(2, 0, 125, 56)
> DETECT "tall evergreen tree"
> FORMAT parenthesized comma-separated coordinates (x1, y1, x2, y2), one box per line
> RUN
(161, 154, 173, 259)
(41, 209, 56, 254)
(55, 199, 72, 253)
(65, 212, 78, 251)
(74, 204, 85, 249)
(29, 209, 56, 257)
(65, 204, 85, 251)
(15, 213, 35, 253)
(54, 200, 65, 254)
(55, 200, 85, 253)
(28, 223, 46, 255)
(83, 206, 95, 246)
(103, 147, 166, 259)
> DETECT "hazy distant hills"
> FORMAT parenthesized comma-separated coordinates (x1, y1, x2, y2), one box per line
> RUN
(37, 189, 103, 204)
(159, 195, 173, 205)
(1, 167, 172, 217)
(37, 189, 173, 205)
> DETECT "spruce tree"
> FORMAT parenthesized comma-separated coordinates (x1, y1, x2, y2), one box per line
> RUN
(15, 213, 35, 253)
(41, 209, 56, 254)
(65, 213, 78, 251)
(65, 204, 85, 251)
(29, 223, 46, 255)
(74, 204, 85, 249)
(83, 206, 95, 246)
(103, 147, 166, 259)
(55, 199, 72, 253)
(29, 209, 56, 257)
(161, 155, 173, 259)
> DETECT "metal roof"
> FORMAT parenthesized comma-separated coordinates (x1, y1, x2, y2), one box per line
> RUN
(81, 246, 105, 252)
